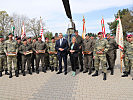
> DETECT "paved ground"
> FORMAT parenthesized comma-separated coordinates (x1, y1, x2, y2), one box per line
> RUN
(0, 50, 133, 100)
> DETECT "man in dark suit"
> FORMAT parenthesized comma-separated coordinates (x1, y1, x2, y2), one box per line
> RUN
(55, 33, 69, 75)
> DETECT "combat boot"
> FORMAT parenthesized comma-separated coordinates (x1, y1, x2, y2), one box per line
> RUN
(92, 70, 98, 77)
(0, 71, 2, 77)
(28, 69, 32, 75)
(5, 69, 9, 75)
(15, 70, 19, 77)
(36, 69, 39, 74)
(88, 69, 92, 75)
(23, 70, 26, 76)
(110, 69, 114, 75)
(42, 67, 46, 73)
(83, 69, 88, 73)
(103, 73, 106, 80)
(51, 66, 54, 72)
(55, 67, 58, 72)
(9, 71, 12, 78)
(121, 72, 128, 77)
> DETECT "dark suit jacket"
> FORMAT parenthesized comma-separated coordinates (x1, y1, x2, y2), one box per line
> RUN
(55, 38, 69, 56)
(69, 43, 79, 57)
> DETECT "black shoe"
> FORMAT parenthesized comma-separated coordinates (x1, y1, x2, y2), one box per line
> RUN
(15, 70, 19, 77)
(5, 70, 10, 75)
(92, 71, 98, 77)
(83, 69, 88, 73)
(56, 71, 62, 74)
(88, 70, 92, 75)
(42, 67, 46, 73)
(9, 71, 12, 78)
(103, 73, 106, 80)
(91, 67, 95, 71)
(132, 78, 133, 80)
(23, 71, 26, 76)
(110, 69, 114, 75)
(80, 69, 83, 72)
(55, 67, 58, 72)
(0, 71, 2, 77)
(64, 72, 67, 75)
(121, 73, 128, 77)
(29, 69, 32, 75)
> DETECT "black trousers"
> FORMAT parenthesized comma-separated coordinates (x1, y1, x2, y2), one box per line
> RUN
(106, 52, 115, 69)
(31, 53, 36, 69)
(58, 55, 67, 73)
(76, 50, 83, 69)
(70, 55, 78, 72)
(17, 53, 22, 70)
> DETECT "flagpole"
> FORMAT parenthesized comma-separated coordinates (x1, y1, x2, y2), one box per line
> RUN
(120, 51, 122, 73)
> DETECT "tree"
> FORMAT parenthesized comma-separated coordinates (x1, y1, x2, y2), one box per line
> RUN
(44, 31, 53, 40)
(108, 8, 133, 36)
(0, 11, 11, 36)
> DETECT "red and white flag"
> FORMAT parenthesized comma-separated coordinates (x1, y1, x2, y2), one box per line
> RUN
(40, 17, 45, 41)
(21, 22, 26, 39)
(116, 16, 124, 72)
(82, 16, 86, 39)
(101, 17, 106, 38)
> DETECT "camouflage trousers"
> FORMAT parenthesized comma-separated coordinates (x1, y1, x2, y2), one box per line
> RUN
(0, 55, 7, 71)
(7, 56, 17, 71)
(49, 54, 58, 67)
(44, 53, 49, 67)
(21, 55, 31, 71)
(94, 55, 107, 73)
(123, 55, 130, 72)
(36, 54, 45, 69)
(128, 58, 133, 77)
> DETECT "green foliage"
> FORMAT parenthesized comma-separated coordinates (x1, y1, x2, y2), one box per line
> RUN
(108, 8, 133, 36)
(44, 31, 53, 40)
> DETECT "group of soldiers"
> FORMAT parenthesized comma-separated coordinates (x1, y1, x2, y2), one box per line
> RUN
(0, 31, 133, 80)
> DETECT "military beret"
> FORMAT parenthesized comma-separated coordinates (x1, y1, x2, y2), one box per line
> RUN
(0, 36, 3, 38)
(8, 33, 12, 36)
(27, 37, 31, 39)
(75, 30, 78, 33)
(98, 32, 103, 35)
(15, 36, 18, 38)
(45, 37, 49, 40)
(38, 35, 41, 38)
(23, 39, 27, 41)
(51, 37, 55, 39)
(85, 33, 89, 37)
(17, 37, 21, 40)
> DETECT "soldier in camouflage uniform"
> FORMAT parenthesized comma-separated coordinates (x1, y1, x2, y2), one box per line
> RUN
(49, 37, 58, 72)
(45, 37, 50, 70)
(106, 33, 118, 75)
(122, 34, 133, 78)
(4, 33, 18, 78)
(33, 35, 47, 74)
(17, 37, 22, 74)
(0, 36, 9, 77)
(75, 30, 84, 72)
(92, 32, 109, 80)
(31, 37, 37, 72)
(19, 39, 32, 76)
(82, 33, 94, 74)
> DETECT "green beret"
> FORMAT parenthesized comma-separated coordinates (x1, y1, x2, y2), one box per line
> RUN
(0, 36, 3, 38)
(51, 37, 55, 39)
(75, 30, 78, 33)
(23, 39, 27, 41)
(8, 33, 12, 36)
(38, 35, 41, 38)
(27, 37, 31, 39)
(85, 33, 90, 37)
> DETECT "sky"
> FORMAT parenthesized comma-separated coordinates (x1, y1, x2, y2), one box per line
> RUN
(0, 0, 133, 35)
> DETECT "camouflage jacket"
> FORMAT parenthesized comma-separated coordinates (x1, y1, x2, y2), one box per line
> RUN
(94, 38, 109, 56)
(45, 42, 50, 53)
(33, 41, 47, 52)
(0, 41, 5, 54)
(4, 40, 18, 53)
(125, 41, 133, 59)
(82, 39, 94, 52)
(19, 44, 32, 55)
(75, 35, 83, 47)
(49, 42, 56, 52)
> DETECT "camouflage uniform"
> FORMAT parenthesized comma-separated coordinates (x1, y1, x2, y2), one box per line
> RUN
(82, 39, 94, 72)
(33, 41, 47, 73)
(93, 38, 109, 73)
(49, 42, 58, 70)
(124, 41, 133, 77)
(106, 38, 118, 74)
(45, 42, 50, 69)
(19, 44, 32, 73)
(75, 35, 83, 71)
(123, 40, 130, 72)
(31, 41, 36, 72)
(0, 41, 7, 72)
(4, 40, 18, 71)
(17, 42, 22, 72)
